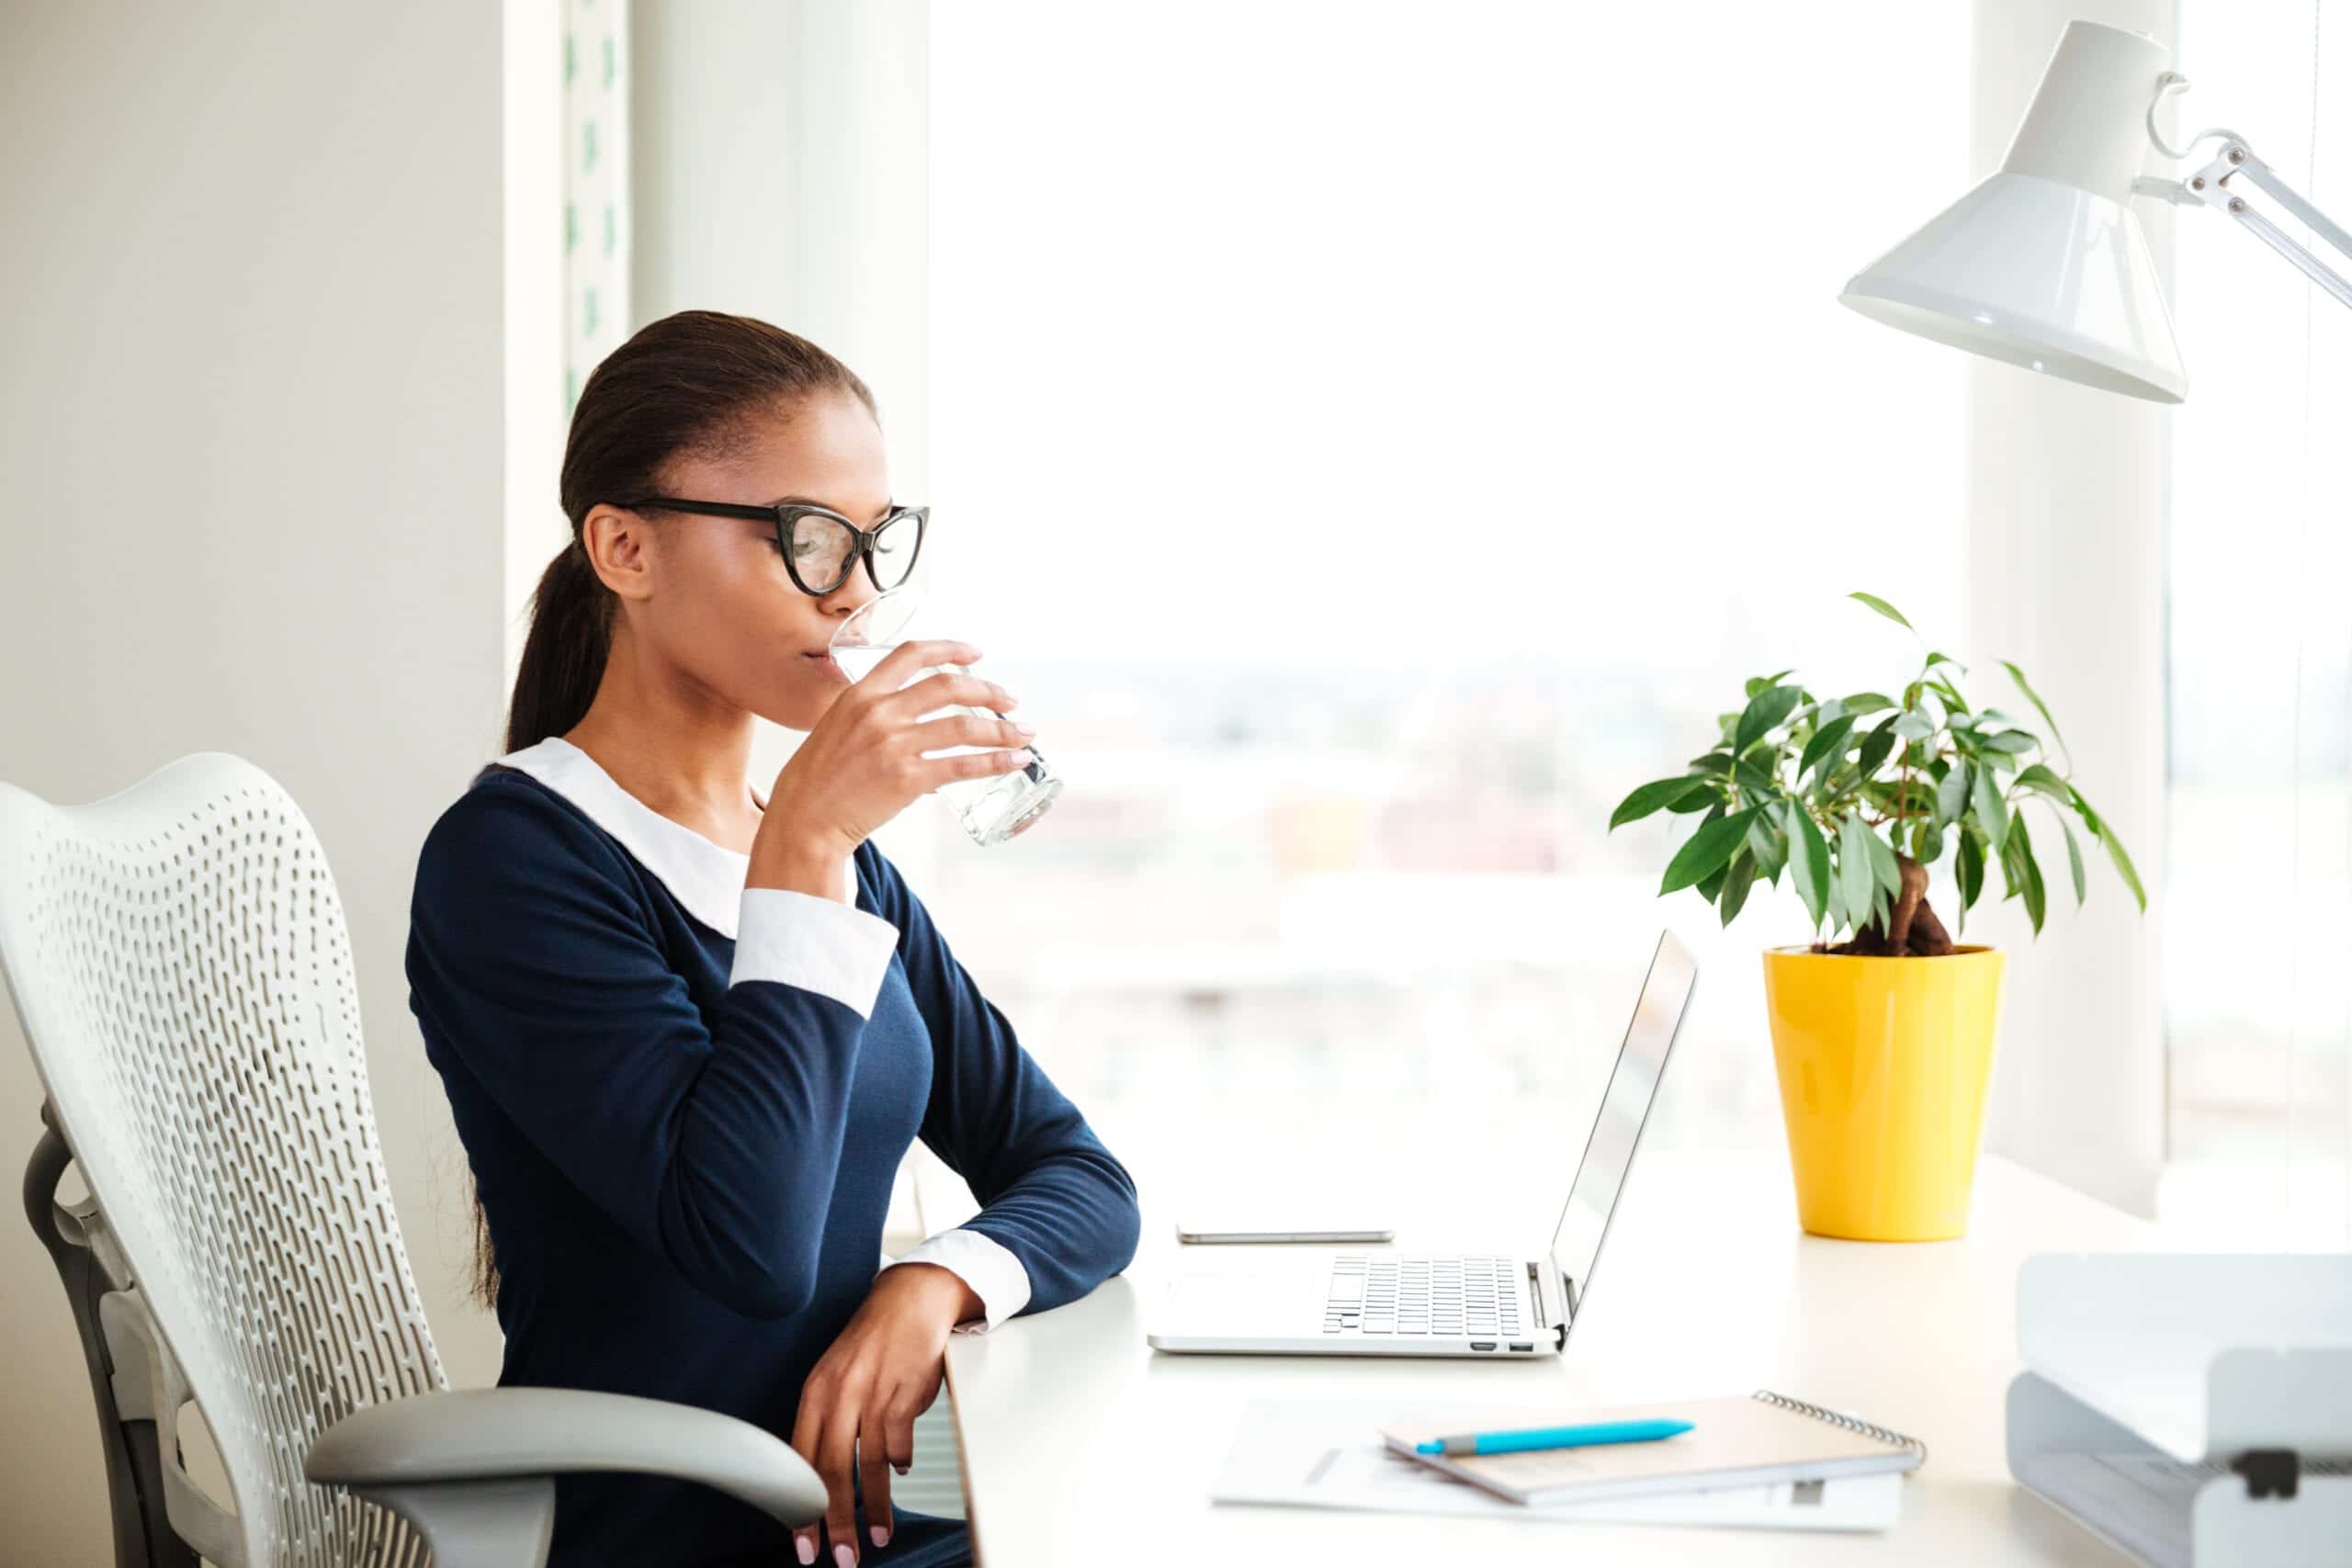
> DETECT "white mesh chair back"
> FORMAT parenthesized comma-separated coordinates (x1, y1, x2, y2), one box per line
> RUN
(0, 754, 442, 1568)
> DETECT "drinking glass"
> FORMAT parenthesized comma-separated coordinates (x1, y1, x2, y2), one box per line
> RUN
(828, 589, 1062, 846)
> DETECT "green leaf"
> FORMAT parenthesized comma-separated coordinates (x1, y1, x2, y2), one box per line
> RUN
(2067, 785, 2145, 911)
(1746, 810, 1787, 883)
(2002, 660, 2068, 761)
(1849, 592, 1915, 632)
(1661, 807, 1759, 895)
(1609, 775, 1714, 830)
(1838, 814, 1876, 932)
(1972, 762, 2011, 850)
(1732, 755, 1780, 799)
(1864, 823, 1901, 897)
(1797, 713, 1857, 784)
(1717, 848, 1758, 926)
(1892, 711, 1938, 741)
(2011, 812, 2046, 933)
(2058, 811, 2087, 905)
(1937, 759, 1972, 827)
(2013, 762, 2072, 806)
(1956, 829, 1984, 925)
(2069, 785, 2106, 835)
(1839, 691, 1894, 716)
(1687, 752, 1734, 776)
(1786, 802, 1830, 927)
(1901, 773, 1938, 818)
(2101, 827, 2146, 912)
(1924, 649, 1967, 671)
(1913, 818, 1946, 866)
(1733, 685, 1804, 757)
(1744, 669, 1795, 699)
(1978, 729, 2037, 754)
(1667, 787, 1718, 814)
(1824, 871, 1847, 935)
(1996, 820, 2025, 902)
(1854, 715, 1899, 779)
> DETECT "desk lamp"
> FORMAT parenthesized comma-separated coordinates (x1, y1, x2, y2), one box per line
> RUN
(1840, 17, 2351, 401)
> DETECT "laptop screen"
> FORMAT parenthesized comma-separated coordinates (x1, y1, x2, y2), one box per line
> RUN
(1547, 931, 1698, 1323)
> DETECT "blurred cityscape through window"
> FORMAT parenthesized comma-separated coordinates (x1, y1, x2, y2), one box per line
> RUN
(910, 1, 1971, 1191)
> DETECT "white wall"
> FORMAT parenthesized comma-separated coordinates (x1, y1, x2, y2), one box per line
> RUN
(0, 5, 512, 1559)
(632, 0, 933, 867)
(509, 0, 572, 688)
(1962, 0, 2177, 1216)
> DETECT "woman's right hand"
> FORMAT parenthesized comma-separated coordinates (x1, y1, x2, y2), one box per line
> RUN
(758, 639, 1035, 872)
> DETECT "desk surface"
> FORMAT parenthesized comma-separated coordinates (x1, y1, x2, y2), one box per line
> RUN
(922, 1149, 2154, 1565)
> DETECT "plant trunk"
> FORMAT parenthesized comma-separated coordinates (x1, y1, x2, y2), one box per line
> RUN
(1817, 852, 1956, 956)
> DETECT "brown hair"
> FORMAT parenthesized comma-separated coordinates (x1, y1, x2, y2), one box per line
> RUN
(471, 310, 877, 1306)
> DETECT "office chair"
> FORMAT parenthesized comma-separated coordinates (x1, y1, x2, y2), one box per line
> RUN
(1, 753, 828, 1567)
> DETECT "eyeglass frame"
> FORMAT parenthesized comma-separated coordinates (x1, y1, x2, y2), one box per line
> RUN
(614, 495, 928, 597)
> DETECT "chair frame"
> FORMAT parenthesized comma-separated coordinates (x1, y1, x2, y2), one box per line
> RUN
(24, 1099, 200, 1568)
(4, 754, 831, 1568)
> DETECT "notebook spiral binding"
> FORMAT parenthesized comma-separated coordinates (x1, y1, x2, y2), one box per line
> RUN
(1754, 1389, 1929, 1470)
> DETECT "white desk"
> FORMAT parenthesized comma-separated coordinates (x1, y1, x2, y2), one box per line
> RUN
(922, 1150, 2156, 1565)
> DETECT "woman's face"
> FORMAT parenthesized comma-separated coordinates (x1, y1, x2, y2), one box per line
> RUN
(598, 390, 892, 733)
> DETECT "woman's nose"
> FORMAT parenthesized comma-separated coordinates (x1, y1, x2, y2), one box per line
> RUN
(822, 562, 881, 608)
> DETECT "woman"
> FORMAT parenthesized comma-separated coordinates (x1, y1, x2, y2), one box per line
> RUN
(407, 310, 1141, 1568)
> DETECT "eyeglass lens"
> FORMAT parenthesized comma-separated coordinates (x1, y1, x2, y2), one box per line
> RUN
(790, 512, 920, 592)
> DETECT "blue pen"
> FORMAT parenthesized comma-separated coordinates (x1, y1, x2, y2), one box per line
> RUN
(1414, 1417, 1694, 1457)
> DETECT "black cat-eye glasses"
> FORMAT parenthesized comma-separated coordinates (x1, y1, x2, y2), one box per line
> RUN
(617, 496, 927, 597)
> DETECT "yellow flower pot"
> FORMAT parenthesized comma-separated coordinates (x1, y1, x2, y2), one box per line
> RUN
(1760, 944, 2007, 1241)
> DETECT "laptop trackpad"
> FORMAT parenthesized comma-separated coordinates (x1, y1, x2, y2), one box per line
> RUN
(1160, 1266, 1320, 1334)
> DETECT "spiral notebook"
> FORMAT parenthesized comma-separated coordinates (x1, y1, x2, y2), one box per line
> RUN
(1382, 1391, 1927, 1508)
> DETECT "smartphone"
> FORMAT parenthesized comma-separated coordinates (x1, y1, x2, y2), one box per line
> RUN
(1173, 1218, 1396, 1245)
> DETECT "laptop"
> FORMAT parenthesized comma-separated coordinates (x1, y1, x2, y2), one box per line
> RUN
(1147, 930, 1697, 1359)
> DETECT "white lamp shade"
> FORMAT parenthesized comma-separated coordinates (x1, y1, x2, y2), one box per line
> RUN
(1839, 19, 2188, 403)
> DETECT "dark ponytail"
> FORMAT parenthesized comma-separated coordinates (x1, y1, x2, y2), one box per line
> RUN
(471, 310, 878, 1305)
(504, 540, 613, 753)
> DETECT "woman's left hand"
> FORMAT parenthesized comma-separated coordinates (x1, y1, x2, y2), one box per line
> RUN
(790, 1262, 980, 1566)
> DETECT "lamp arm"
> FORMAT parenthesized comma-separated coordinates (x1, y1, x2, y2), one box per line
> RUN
(2144, 71, 2246, 162)
(2136, 73, 2352, 314)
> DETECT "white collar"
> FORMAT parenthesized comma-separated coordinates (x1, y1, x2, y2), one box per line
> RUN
(491, 736, 853, 938)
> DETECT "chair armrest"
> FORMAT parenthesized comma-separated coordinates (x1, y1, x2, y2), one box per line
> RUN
(306, 1387, 828, 1527)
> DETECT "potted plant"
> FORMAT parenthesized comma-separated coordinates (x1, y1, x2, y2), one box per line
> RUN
(1608, 592, 2145, 1240)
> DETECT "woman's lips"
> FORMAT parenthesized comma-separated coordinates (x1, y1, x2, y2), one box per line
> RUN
(806, 652, 845, 677)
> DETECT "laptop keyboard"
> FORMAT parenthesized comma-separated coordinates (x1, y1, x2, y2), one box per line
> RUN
(1323, 1255, 1523, 1337)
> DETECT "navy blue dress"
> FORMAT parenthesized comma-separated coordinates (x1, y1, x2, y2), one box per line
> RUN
(407, 760, 1139, 1566)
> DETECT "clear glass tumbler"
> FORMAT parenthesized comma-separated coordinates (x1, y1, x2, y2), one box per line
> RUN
(828, 588, 1063, 846)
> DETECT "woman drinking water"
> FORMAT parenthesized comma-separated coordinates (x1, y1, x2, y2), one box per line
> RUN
(406, 310, 1140, 1568)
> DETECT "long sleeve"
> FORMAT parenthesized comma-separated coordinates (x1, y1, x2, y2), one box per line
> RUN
(880, 1228, 1032, 1333)
(407, 777, 899, 1319)
(866, 849, 1142, 1318)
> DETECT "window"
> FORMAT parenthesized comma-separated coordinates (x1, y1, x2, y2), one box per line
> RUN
(920, 2, 1970, 1188)
(2162, 0, 2351, 1246)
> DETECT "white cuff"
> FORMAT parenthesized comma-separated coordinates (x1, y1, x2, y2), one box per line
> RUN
(880, 1228, 1034, 1334)
(729, 886, 900, 1018)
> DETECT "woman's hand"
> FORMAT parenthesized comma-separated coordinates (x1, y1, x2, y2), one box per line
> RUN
(760, 640, 1035, 877)
(789, 1262, 981, 1566)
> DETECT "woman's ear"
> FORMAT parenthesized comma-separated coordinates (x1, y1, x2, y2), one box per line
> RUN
(581, 504, 657, 602)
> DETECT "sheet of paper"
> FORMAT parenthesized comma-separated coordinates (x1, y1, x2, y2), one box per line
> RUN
(1209, 1399, 1901, 1532)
